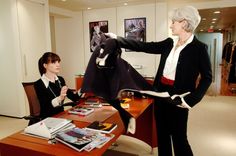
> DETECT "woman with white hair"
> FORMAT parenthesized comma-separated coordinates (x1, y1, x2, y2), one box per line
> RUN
(106, 6, 212, 156)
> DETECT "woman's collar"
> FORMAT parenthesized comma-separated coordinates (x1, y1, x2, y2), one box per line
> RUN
(41, 74, 59, 88)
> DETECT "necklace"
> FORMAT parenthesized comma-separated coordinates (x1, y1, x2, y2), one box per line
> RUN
(48, 80, 62, 98)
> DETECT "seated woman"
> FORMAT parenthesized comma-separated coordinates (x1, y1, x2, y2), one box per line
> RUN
(34, 52, 81, 119)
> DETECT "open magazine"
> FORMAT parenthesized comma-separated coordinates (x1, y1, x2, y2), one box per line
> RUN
(55, 127, 114, 152)
(117, 88, 170, 98)
(85, 121, 117, 134)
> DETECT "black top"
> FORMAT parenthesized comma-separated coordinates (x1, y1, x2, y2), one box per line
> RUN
(34, 76, 80, 119)
(117, 36, 212, 107)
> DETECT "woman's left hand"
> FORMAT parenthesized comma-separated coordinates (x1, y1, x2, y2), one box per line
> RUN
(60, 86, 68, 101)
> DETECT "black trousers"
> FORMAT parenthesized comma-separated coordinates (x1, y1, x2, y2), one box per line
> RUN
(155, 84, 193, 156)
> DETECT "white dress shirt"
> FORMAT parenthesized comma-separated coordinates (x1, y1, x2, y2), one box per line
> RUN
(163, 35, 194, 80)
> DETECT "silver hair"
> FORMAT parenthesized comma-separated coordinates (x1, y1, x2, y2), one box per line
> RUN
(171, 6, 201, 32)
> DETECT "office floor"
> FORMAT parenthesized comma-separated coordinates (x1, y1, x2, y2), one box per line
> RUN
(1, 95, 236, 156)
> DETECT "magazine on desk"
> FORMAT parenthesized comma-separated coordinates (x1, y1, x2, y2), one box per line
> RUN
(23, 117, 74, 139)
(85, 121, 117, 134)
(55, 127, 114, 152)
(117, 88, 170, 98)
(68, 106, 94, 116)
(85, 99, 100, 105)
(84, 99, 102, 108)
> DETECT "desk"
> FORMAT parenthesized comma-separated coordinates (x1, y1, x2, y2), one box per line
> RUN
(75, 76, 157, 149)
(0, 98, 156, 156)
(0, 112, 123, 156)
(126, 98, 157, 149)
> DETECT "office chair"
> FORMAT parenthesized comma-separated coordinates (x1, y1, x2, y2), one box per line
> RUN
(22, 82, 78, 125)
(22, 82, 41, 125)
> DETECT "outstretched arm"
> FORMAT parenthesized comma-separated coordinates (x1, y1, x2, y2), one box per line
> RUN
(105, 32, 173, 54)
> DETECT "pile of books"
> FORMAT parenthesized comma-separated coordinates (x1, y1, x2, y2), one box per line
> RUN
(24, 117, 75, 139)
(23, 118, 117, 152)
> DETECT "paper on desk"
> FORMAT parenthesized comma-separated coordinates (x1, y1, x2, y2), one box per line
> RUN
(117, 89, 170, 98)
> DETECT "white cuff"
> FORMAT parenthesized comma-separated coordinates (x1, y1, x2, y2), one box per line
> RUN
(52, 97, 61, 107)
(177, 98, 191, 109)
(105, 33, 117, 39)
(96, 54, 109, 66)
(77, 89, 84, 97)
(171, 92, 190, 99)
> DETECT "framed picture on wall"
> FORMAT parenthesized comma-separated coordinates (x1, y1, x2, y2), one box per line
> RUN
(124, 17, 146, 40)
(89, 20, 108, 52)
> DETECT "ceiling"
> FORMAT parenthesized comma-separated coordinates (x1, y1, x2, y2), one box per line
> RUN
(48, 0, 236, 33)
(197, 6, 236, 32)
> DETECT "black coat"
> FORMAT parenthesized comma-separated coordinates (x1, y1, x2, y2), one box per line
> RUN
(117, 36, 212, 107)
(81, 39, 153, 100)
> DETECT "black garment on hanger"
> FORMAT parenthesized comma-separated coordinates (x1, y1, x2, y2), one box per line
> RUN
(228, 45, 236, 83)
(81, 38, 154, 130)
(81, 38, 153, 100)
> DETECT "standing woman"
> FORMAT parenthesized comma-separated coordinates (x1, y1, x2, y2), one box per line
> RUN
(34, 52, 81, 119)
(106, 6, 212, 156)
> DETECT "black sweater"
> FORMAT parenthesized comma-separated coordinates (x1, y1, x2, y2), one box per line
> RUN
(34, 76, 80, 118)
(117, 36, 212, 107)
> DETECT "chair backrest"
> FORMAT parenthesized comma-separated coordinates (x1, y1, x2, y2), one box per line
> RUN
(22, 82, 41, 117)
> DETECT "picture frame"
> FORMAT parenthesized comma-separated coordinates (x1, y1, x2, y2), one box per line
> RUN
(89, 21, 108, 52)
(124, 17, 146, 51)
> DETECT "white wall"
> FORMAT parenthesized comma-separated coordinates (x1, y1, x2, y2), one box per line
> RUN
(54, 12, 85, 88)
(52, 2, 168, 88)
(51, 0, 236, 88)
(155, 2, 168, 76)
(116, 3, 160, 77)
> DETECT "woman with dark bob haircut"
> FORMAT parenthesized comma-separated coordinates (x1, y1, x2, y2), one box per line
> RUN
(34, 52, 81, 119)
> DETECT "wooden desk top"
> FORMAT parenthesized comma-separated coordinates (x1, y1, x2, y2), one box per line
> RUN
(0, 97, 153, 156)
(0, 111, 124, 156)
(55, 105, 117, 123)
(125, 98, 153, 118)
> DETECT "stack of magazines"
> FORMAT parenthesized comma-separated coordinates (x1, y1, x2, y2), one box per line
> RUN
(68, 106, 94, 116)
(23, 117, 75, 139)
(55, 127, 114, 152)
(84, 99, 102, 108)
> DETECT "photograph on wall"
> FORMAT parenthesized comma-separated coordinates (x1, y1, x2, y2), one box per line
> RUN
(89, 21, 108, 52)
(124, 17, 146, 51)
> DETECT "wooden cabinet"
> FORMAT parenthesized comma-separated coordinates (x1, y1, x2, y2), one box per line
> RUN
(75, 75, 84, 90)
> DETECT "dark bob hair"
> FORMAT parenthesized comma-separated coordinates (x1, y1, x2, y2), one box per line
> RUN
(38, 52, 61, 75)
